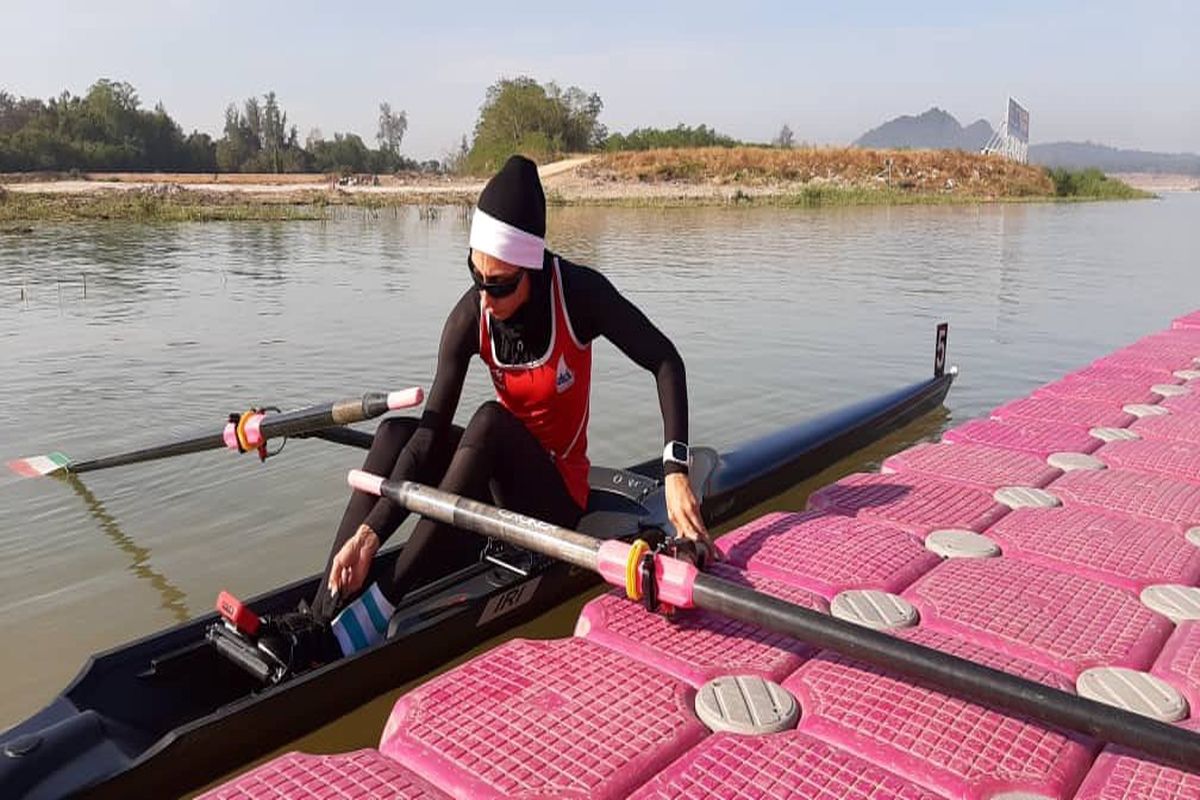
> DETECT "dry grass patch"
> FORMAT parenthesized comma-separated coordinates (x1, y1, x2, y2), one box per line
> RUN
(584, 146, 1055, 198)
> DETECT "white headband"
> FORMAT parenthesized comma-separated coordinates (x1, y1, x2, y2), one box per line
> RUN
(469, 207, 545, 270)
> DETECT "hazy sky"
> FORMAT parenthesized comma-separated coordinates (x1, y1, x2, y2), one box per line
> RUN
(3, 1, 1197, 160)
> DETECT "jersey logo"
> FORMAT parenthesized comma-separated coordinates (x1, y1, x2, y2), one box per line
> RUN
(555, 354, 575, 393)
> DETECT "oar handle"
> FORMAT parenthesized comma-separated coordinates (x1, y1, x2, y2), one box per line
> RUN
(224, 388, 424, 452)
(348, 469, 1200, 771)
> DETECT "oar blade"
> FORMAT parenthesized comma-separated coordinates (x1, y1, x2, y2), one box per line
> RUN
(7, 451, 73, 478)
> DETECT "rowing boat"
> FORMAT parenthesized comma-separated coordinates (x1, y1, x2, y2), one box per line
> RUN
(0, 351, 953, 800)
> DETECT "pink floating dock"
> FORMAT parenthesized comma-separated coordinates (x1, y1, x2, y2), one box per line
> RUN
(1132, 412, 1200, 444)
(942, 417, 1101, 458)
(626, 730, 947, 799)
(1095, 438, 1200, 484)
(203, 311, 1200, 798)
(985, 506, 1200, 592)
(1051, 467, 1200, 532)
(903, 558, 1172, 676)
(807, 472, 1007, 535)
(1034, 376, 1161, 405)
(715, 511, 940, 597)
(576, 563, 826, 687)
(784, 628, 1093, 799)
(881, 441, 1060, 490)
(379, 638, 706, 800)
(990, 395, 1137, 429)
(198, 750, 451, 799)
(1073, 721, 1200, 800)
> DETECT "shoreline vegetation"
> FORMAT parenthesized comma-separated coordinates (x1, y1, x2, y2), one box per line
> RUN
(0, 148, 1152, 223)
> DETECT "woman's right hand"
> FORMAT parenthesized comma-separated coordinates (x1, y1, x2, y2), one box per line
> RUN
(328, 523, 380, 599)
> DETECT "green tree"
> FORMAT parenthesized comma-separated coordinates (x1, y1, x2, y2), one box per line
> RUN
(466, 76, 605, 173)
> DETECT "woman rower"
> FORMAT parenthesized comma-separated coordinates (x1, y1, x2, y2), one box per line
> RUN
(260, 155, 709, 669)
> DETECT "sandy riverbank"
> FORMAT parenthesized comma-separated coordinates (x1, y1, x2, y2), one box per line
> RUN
(0, 149, 1153, 221)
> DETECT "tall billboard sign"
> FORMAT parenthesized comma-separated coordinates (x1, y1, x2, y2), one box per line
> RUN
(1007, 98, 1030, 144)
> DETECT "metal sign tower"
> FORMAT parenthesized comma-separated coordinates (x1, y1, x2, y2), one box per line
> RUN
(982, 98, 1030, 163)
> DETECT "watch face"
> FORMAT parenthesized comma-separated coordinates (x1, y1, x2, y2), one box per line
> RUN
(669, 442, 689, 462)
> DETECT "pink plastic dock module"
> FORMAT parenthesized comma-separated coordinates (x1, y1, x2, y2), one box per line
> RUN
(903, 558, 1172, 676)
(1163, 393, 1200, 415)
(1151, 623, 1200, 723)
(784, 627, 1093, 799)
(942, 417, 1101, 458)
(377, 637, 706, 800)
(1065, 363, 1183, 386)
(575, 562, 827, 687)
(1093, 349, 1199, 374)
(1051, 468, 1200, 532)
(985, 506, 1200, 592)
(1073, 721, 1200, 799)
(1034, 376, 1161, 406)
(1096, 438, 1200, 484)
(807, 473, 1008, 536)
(1174, 310, 1200, 330)
(626, 730, 947, 800)
(882, 442, 1061, 490)
(1132, 412, 1200, 444)
(197, 750, 451, 800)
(990, 395, 1137, 429)
(716, 511, 940, 598)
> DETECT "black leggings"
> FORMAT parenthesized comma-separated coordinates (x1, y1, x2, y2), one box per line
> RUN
(310, 401, 585, 622)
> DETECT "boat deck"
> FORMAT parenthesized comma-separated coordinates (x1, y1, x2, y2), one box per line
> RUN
(204, 313, 1200, 799)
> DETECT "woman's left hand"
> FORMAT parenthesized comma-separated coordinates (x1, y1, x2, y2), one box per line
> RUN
(664, 472, 720, 559)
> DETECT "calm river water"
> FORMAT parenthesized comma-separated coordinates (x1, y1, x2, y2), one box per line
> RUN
(1, 194, 1198, 733)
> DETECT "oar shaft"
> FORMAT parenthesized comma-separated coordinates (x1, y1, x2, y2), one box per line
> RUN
(66, 388, 422, 475)
(354, 473, 601, 569)
(691, 577, 1200, 768)
(351, 470, 1200, 771)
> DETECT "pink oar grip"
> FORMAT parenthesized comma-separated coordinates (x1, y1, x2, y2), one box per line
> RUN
(348, 469, 385, 497)
(595, 540, 698, 608)
(222, 422, 239, 450)
(386, 387, 425, 410)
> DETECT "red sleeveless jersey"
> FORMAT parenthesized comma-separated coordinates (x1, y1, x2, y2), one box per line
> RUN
(479, 257, 591, 508)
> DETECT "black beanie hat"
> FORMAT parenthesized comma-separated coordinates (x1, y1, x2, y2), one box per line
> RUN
(469, 155, 546, 269)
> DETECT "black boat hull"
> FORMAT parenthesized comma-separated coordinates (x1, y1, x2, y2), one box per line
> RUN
(1, 372, 953, 800)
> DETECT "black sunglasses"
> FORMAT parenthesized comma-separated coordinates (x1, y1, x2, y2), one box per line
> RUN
(467, 257, 524, 298)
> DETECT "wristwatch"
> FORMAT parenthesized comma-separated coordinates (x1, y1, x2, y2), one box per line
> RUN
(662, 440, 691, 471)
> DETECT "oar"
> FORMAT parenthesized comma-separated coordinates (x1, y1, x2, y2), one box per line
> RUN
(347, 469, 1200, 770)
(6, 388, 423, 478)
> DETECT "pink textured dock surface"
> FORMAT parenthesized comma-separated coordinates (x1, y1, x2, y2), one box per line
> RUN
(1174, 310, 1200, 330)
(1151, 623, 1200, 722)
(1163, 393, 1200, 415)
(942, 418, 1101, 458)
(627, 731, 948, 800)
(1034, 377, 1160, 405)
(991, 395, 1136, 429)
(1132, 413, 1200, 444)
(1066, 364, 1183, 386)
(716, 511, 940, 597)
(1072, 721, 1200, 799)
(904, 558, 1172, 675)
(575, 563, 826, 687)
(198, 750, 450, 800)
(807, 473, 1007, 535)
(784, 628, 1093, 799)
(882, 442, 1060, 490)
(985, 506, 1200, 592)
(1093, 351, 1197, 374)
(378, 638, 706, 800)
(1096, 439, 1200, 484)
(1051, 468, 1200, 531)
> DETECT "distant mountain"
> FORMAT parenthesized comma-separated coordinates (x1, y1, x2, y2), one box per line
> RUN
(853, 108, 1200, 175)
(1027, 141, 1200, 175)
(853, 108, 994, 151)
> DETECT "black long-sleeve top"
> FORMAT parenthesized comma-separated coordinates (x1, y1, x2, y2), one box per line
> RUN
(363, 252, 688, 541)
